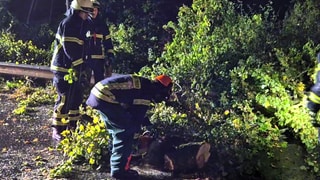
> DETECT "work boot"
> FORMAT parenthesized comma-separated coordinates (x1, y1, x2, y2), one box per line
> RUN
(111, 169, 139, 180)
(52, 126, 65, 146)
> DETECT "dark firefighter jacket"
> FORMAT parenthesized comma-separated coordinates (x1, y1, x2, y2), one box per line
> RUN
(50, 12, 90, 76)
(309, 64, 320, 105)
(87, 16, 114, 61)
(86, 74, 153, 126)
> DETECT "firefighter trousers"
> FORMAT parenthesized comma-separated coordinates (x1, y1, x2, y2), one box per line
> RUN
(97, 106, 140, 175)
(52, 71, 89, 130)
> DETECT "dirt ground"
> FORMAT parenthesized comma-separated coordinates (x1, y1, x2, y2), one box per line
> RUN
(0, 92, 217, 180)
(0, 88, 262, 180)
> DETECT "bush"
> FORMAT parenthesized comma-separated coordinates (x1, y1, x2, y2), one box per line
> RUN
(141, 0, 320, 177)
(0, 32, 52, 65)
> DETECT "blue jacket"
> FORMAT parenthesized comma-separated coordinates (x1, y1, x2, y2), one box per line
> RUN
(50, 12, 90, 77)
(87, 16, 115, 61)
(86, 74, 154, 125)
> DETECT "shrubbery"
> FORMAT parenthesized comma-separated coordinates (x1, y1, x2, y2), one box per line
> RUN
(141, 0, 320, 178)
(2, 0, 320, 178)
(0, 32, 52, 65)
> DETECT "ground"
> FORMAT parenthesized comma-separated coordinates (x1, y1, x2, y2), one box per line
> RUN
(0, 91, 221, 180)
(0, 83, 269, 180)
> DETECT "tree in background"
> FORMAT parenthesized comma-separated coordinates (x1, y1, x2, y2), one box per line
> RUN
(141, 0, 320, 178)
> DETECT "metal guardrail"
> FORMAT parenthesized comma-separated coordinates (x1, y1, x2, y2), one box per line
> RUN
(0, 62, 53, 79)
(0, 62, 120, 83)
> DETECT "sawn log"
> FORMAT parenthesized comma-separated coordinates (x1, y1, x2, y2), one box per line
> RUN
(139, 135, 211, 172)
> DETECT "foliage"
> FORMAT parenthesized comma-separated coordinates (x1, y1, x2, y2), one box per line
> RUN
(141, 0, 320, 178)
(50, 109, 110, 178)
(105, 0, 176, 74)
(0, 32, 52, 65)
(2, 0, 320, 178)
(5, 81, 56, 115)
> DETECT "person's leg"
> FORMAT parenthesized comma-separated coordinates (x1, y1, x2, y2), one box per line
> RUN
(98, 110, 139, 179)
(51, 76, 70, 142)
(308, 85, 320, 143)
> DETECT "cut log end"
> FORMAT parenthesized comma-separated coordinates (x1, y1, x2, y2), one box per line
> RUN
(196, 142, 211, 169)
(163, 141, 211, 172)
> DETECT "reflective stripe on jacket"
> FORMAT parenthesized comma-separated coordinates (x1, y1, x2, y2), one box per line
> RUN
(86, 74, 153, 123)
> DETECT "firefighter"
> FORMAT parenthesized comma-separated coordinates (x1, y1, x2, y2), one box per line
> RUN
(86, 74, 173, 179)
(50, 0, 93, 142)
(307, 53, 320, 140)
(87, 0, 115, 83)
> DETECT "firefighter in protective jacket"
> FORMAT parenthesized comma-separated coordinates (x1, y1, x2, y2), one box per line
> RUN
(86, 74, 173, 179)
(307, 52, 320, 124)
(50, 0, 93, 142)
(87, 0, 115, 83)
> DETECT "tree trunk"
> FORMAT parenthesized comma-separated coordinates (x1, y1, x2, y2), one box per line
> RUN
(141, 136, 211, 173)
(164, 142, 211, 172)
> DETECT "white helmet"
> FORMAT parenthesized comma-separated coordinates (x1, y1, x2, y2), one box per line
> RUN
(70, 0, 93, 13)
(91, 0, 101, 8)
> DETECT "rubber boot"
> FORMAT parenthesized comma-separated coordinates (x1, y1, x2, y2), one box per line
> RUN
(111, 169, 139, 180)
(52, 126, 66, 146)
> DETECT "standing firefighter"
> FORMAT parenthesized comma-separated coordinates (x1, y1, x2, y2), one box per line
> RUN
(307, 53, 320, 140)
(86, 74, 173, 179)
(50, 0, 93, 142)
(87, 0, 115, 83)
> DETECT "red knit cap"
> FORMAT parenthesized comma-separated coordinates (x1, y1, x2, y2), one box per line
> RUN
(155, 75, 172, 87)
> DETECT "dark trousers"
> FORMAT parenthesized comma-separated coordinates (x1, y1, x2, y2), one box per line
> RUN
(98, 106, 140, 175)
(52, 69, 90, 129)
(308, 83, 320, 113)
(88, 59, 105, 84)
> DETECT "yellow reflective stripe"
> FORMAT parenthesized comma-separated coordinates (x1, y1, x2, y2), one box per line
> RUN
(105, 35, 111, 40)
(68, 110, 79, 115)
(314, 65, 320, 83)
(56, 34, 84, 45)
(72, 58, 84, 66)
(132, 76, 141, 89)
(63, 36, 84, 45)
(52, 119, 68, 126)
(50, 65, 69, 72)
(53, 113, 68, 119)
(92, 87, 119, 104)
(109, 82, 132, 90)
(91, 55, 105, 59)
(107, 49, 114, 54)
(95, 83, 115, 97)
(133, 99, 150, 106)
(95, 34, 103, 38)
(309, 92, 320, 104)
(51, 44, 62, 63)
(69, 115, 81, 121)
(57, 95, 66, 113)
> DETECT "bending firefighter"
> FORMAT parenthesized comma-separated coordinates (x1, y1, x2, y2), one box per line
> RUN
(87, 0, 115, 83)
(86, 74, 173, 179)
(50, 0, 93, 142)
